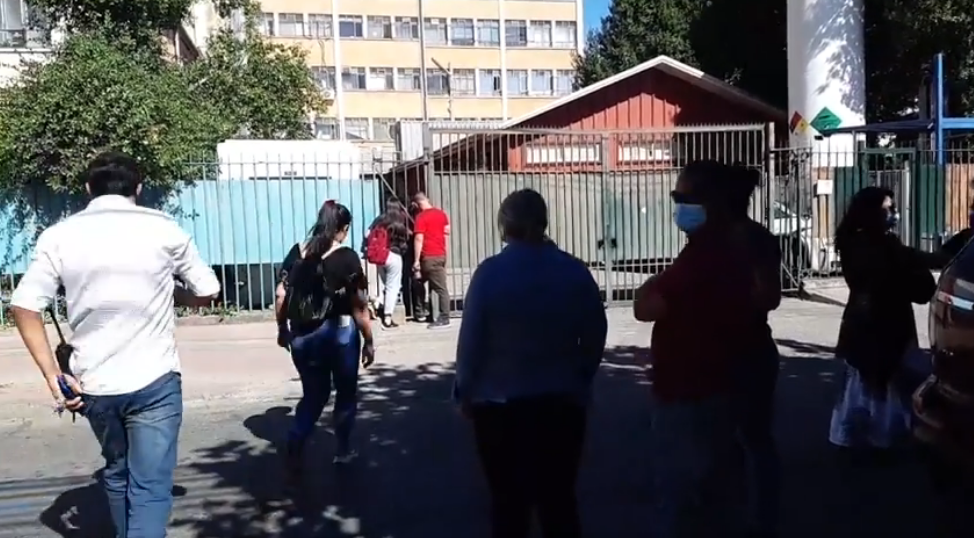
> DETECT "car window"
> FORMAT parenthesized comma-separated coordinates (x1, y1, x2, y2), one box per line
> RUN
(949, 232, 974, 274)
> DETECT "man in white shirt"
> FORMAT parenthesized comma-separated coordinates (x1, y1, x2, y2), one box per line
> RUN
(10, 151, 220, 538)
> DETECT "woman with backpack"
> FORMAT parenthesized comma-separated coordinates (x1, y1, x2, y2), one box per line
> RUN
(365, 198, 411, 329)
(275, 200, 376, 479)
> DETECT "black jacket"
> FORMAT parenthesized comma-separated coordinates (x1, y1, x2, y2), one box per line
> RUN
(836, 232, 936, 389)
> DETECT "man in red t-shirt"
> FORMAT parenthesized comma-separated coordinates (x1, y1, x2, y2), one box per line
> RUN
(411, 192, 451, 328)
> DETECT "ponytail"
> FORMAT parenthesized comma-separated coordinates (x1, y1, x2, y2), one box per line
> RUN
(306, 200, 352, 259)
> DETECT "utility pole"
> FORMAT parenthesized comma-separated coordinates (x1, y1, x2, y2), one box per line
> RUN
(431, 58, 453, 120)
(417, 0, 429, 120)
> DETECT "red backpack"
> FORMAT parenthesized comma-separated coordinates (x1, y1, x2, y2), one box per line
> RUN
(365, 225, 391, 265)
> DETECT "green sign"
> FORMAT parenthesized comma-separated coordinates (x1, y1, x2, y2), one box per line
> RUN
(809, 107, 841, 133)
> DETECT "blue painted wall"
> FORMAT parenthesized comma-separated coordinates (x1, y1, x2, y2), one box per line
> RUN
(0, 178, 382, 275)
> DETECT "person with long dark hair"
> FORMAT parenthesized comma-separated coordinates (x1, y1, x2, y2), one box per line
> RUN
(633, 162, 761, 537)
(366, 198, 410, 328)
(455, 189, 607, 538)
(830, 186, 935, 451)
(275, 200, 375, 477)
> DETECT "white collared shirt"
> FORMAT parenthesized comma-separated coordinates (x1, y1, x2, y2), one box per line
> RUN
(11, 195, 221, 395)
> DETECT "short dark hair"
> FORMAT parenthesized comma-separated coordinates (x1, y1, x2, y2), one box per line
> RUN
(498, 188, 548, 242)
(85, 151, 144, 197)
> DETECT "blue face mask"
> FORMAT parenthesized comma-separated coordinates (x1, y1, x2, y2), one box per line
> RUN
(674, 203, 706, 233)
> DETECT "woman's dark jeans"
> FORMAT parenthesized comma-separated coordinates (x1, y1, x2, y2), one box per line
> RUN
(288, 318, 361, 453)
(735, 346, 782, 535)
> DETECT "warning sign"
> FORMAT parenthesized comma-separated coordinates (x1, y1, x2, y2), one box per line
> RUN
(809, 107, 841, 133)
(789, 111, 809, 135)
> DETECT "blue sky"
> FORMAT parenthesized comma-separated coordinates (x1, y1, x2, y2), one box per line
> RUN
(584, 0, 610, 33)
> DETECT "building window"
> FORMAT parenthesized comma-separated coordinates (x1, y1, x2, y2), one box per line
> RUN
(476, 19, 499, 46)
(618, 142, 672, 162)
(450, 18, 475, 46)
(310, 65, 335, 90)
(554, 21, 576, 48)
(427, 71, 449, 95)
(452, 68, 476, 95)
(277, 13, 304, 37)
(530, 69, 553, 96)
(526, 145, 601, 164)
(554, 69, 574, 95)
(373, 118, 397, 141)
(478, 69, 501, 96)
(394, 16, 419, 40)
(367, 67, 395, 90)
(506, 69, 528, 96)
(397, 68, 422, 90)
(338, 15, 364, 38)
(424, 17, 447, 45)
(505, 20, 527, 47)
(315, 118, 339, 140)
(367, 16, 392, 39)
(345, 118, 370, 140)
(528, 21, 551, 47)
(258, 12, 274, 36)
(341, 67, 367, 90)
(307, 14, 332, 38)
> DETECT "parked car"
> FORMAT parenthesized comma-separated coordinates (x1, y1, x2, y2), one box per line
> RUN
(769, 202, 840, 277)
(914, 236, 974, 483)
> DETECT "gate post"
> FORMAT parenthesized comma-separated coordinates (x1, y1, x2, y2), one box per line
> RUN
(600, 134, 613, 304)
(764, 123, 776, 228)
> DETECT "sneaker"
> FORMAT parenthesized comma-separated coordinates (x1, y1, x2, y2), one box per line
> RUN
(412, 311, 429, 323)
(332, 449, 359, 465)
(427, 317, 451, 329)
(381, 316, 399, 329)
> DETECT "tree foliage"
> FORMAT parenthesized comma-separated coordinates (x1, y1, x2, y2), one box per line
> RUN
(576, 0, 974, 123)
(0, 0, 326, 195)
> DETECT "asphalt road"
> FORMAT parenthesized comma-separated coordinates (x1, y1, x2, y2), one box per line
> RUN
(0, 301, 969, 537)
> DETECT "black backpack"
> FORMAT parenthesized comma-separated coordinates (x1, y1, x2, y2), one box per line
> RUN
(285, 246, 339, 326)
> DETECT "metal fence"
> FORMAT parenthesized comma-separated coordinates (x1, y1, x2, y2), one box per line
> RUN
(2, 126, 969, 324)
(387, 125, 771, 305)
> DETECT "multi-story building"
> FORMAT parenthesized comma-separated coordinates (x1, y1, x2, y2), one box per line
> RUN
(257, 0, 583, 143)
(0, 1, 217, 85)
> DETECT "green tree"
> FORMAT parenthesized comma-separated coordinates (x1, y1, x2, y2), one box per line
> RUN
(0, 31, 223, 194)
(576, 0, 974, 122)
(0, 0, 325, 198)
(574, 0, 703, 87)
(189, 24, 327, 139)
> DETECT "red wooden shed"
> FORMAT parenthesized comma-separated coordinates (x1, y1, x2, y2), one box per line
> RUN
(417, 55, 787, 174)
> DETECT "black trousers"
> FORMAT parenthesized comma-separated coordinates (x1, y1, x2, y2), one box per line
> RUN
(413, 256, 450, 319)
(470, 396, 587, 538)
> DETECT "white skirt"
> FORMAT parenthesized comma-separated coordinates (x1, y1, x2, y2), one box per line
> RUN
(828, 362, 911, 449)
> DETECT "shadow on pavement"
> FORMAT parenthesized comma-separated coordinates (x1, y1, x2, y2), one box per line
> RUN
(36, 341, 966, 537)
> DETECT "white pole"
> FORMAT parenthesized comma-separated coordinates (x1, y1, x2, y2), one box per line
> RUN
(786, 0, 866, 167)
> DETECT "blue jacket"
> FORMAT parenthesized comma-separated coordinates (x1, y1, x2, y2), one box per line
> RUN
(454, 241, 608, 404)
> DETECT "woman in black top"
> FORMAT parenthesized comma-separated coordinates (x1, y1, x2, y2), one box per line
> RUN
(275, 200, 375, 476)
(829, 186, 936, 449)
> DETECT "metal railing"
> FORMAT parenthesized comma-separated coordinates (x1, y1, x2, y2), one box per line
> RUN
(2, 128, 969, 324)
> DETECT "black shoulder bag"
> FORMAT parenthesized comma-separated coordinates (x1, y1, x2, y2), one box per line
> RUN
(48, 306, 79, 420)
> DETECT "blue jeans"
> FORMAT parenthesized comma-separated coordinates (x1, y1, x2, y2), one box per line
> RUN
(288, 318, 361, 452)
(649, 395, 744, 538)
(83, 372, 183, 538)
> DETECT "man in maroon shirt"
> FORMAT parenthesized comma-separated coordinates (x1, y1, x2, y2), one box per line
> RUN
(633, 164, 758, 537)
(411, 192, 451, 328)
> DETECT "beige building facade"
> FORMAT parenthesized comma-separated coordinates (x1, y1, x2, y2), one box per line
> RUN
(257, 0, 583, 142)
